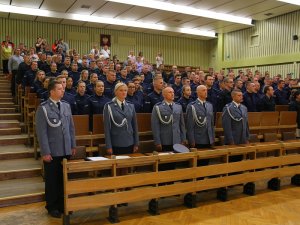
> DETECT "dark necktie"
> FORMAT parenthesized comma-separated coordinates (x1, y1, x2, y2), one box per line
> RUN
(57, 102, 61, 111)
(203, 102, 206, 111)
(169, 104, 173, 110)
(238, 105, 242, 114)
(121, 102, 124, 111)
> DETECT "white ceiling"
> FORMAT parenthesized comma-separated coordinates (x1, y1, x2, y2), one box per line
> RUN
(0, 0, 299, 39)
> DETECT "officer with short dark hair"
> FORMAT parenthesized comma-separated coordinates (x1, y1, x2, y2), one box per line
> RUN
(35, 79, 76, 218)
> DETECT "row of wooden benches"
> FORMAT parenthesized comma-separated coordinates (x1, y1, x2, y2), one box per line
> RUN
(62, 140, 300, 224)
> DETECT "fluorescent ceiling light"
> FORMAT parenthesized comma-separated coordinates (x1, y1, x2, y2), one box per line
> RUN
(106, 0, 253, 25)
(277, 0, 300, 6)
(0, 4, 216, 38)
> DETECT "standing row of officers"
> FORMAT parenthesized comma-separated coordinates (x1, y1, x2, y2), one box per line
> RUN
(35, 79, 249, 218)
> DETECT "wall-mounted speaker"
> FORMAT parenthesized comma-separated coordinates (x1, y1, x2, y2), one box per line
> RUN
(293, 35, 298, 40)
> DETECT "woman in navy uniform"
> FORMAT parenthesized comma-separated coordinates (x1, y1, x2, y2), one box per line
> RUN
(86, 73, 98, 95)
(89, 80, 110, 115)
(126, 81, 143, 113)
(103, 82, 139, 155)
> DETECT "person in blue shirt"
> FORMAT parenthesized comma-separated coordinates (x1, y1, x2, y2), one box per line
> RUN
(172, 74, 182, 102)
(143, 75, 164, 113)
(177, 85, 193, 113)
(75, 81, 91, 115)
(65, 77, 76, 95)
(103, 70, 117, 99)
(126, 81, 143, 113)
(89, 80, 110, 115)
(31, 70, 45, 94)
(274, 80, 289, 105)
(86, 73, 98, 95)
(22, 61, 38, 89)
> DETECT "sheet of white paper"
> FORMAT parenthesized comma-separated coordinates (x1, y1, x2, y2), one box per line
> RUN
(115, 155, 131, 159)
(158, 152, 174, 155)
(86, 157, 109, 161)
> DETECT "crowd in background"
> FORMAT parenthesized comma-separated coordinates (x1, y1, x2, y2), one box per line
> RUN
(1, 35, 300, 121)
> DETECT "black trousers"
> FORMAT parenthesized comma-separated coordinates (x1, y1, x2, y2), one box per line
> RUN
(195, 144, 211, 166)
(43, 156, 68, 212)
(2, 60, 9, 74)
(112, 145, 134, 155)
(11, 70, 17, 97)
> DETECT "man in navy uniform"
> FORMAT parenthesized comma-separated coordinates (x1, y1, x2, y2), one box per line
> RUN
(75, 81, 91, 115)
(222, 89, 249, 146)
(151, 86, 186, 153)
(217, 77, 233, 112)
(103, 70, 117, 99)
(257, 85, 275, 111)
(35, 80, 76, 218)
(143, 75, 164, 113)
(56, 76, 77, 114)
(22, 61, 38, 90)
(186, 85, 215, 165)
(274, 79, 289, 105)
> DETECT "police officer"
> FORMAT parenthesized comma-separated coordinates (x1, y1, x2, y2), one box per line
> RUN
(22, 61, 38, 89)
(177, 85, 193, 113)
(257, 85, 275, 111)
(103, 70, 117, 99)
(217, 77, 233, 112)
(103, 82, 139, 155)
(75, 81, 91, 115)
(186, 85, 215, 165)
(143, 75, 164, 113)
(151, 87, 186, 153)
(86, 73, 98, 95)
(222, 89, 249, 163)
(89, 80, 110, 115)
(56, 76, 77, 114)
(126, 81, 143, 113)
(35, 79, 76, 218)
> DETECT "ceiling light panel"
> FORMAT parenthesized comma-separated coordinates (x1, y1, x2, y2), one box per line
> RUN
(106, 0, 253, 25)
(278, 0, 300, 6)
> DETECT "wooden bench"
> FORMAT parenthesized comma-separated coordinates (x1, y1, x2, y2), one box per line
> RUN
(62, 142, 300, 224)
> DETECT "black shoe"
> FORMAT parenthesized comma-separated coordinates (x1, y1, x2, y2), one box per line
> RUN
(48, 210, 62, 218)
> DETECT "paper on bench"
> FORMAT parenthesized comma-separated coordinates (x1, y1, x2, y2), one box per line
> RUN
(115, 155, 131, 159)
(86, 157, 109, 161)
(158, 152, 175, 155)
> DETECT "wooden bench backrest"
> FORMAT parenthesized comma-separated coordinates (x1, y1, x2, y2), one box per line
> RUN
(136, 113, 152, 132)
(275, 105, 289, 112)
(72, 115, 90, 136)
(260, 111, 279, 134)
(92, 114, 104, 134)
